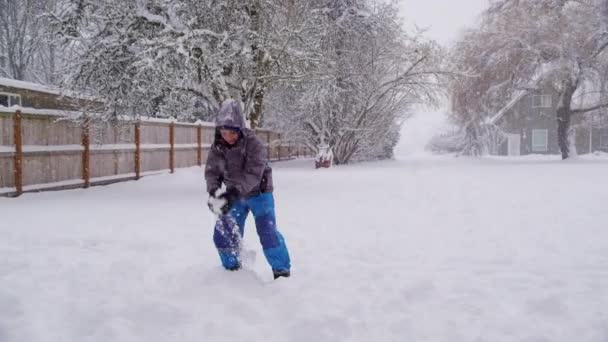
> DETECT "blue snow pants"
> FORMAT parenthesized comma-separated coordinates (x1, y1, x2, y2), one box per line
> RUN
(213, 192, 291, 271)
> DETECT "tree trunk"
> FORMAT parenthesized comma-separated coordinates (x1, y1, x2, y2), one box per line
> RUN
(461, 121, 483, 156)
(556, 107, 571, 159)
(556, 80, 577, 160)
(243, 0, 267, 129)
(249, 87, 264, 129)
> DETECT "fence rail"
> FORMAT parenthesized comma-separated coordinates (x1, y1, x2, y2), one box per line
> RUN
(0, 108, 312, 197)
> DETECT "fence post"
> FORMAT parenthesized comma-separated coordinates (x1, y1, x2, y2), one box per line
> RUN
(134, 121, 141, 180)
(197, 124, 202, 166)
(169, 122, 175, 173)
(13, 109, 23, 196)
(81, 117, 90, 188)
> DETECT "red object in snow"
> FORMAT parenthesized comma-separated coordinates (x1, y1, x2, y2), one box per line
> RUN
(315, 144, 333, 169)
(315, 158, 332, 169)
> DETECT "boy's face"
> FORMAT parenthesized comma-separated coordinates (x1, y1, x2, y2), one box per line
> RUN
(220, 128, 239, 145)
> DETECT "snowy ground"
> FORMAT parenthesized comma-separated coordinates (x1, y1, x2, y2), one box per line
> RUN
(2, 115, 608, 342)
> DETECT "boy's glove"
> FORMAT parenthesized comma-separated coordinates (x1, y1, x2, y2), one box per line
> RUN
(207, 195, 226, 216)
(217, 186, 240, 214)
(207, 186, 240, 215)
(207, 187, 219, 197)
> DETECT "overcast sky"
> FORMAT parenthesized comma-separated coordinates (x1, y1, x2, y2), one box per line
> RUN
(397, 0, 489, 46)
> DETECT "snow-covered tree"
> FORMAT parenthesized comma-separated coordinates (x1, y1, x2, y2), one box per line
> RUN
(265, 0, 444, 164)
(450, 0, 608, 158)
(0, 0, 59, 82)
(50, 0, 443, 163)
(51, 0, 322, 124)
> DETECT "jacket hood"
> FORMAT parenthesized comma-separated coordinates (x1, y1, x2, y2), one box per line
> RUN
(215, 99, 246, 129)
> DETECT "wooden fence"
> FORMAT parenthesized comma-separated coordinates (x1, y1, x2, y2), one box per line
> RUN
(0, 108, 311, 197)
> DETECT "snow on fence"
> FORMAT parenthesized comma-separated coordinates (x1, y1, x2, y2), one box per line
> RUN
(0, 108, 312, 197)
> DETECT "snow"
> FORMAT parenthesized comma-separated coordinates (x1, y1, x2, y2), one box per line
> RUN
(22, 145, 84, 153)
(395, 109, 448, 157)
(90, 171, 167, 184)
(173, 143, 203, 149)
(207, 190, 227, 216)
(136, 116, 177, 124)
(90, 144, 136, 151)
(97, 116, 215, 127)
(22, 179, 85, 192)
(0, 105, 84, 118)
(138, 144, 168, 150)
(194, 120, 216, 128)
(0, 172, 166, 197)
(0, 77, 62, 95)
(0, 187, 15, 194)
(0, 107, 219, 127)
(136, 6, 168, 28)
(1, 135, 608, 341)
(0, 78, 96, 101)
(0, 144, 210, 155)
(0, 145, 15, 153)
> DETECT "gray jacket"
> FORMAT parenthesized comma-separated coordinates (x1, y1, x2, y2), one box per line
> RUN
(204, 100, 273, 198)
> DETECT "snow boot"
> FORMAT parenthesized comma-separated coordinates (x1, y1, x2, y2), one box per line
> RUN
(225, 263, 241, 271)
(273, 269, 290, 279)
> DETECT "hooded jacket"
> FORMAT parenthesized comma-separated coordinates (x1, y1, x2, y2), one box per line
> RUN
(204, 99, 273, 198)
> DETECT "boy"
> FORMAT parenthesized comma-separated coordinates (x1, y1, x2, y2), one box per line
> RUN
(205, 99, 291, 279)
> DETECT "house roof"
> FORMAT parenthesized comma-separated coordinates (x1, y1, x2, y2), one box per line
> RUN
(0, 77, 61, 96)
(486, 89, 532, 125)
(485, 61, 561, 125)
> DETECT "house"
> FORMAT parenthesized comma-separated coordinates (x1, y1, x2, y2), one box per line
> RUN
(490, 84, 608, 156)
(571, 95, 608, 154)
(0, 77, 100, 111)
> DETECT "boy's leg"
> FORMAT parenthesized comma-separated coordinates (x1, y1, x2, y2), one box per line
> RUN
(231, 199, 249, 238)
(247, 193, 291, 272)
(213, 200, 249, 270)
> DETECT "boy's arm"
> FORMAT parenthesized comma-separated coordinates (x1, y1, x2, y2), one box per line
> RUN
(204, 147, 224, 195)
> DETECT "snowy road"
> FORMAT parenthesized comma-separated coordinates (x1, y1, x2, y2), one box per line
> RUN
(1, 155, 608, 342)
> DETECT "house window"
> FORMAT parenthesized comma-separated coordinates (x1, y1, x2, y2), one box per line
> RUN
(532, 95, 552, 108)
(532, 129, 549, 152)
(0, 92, 21, 107)
(600, 130, 608, 149)
(9, 95, 21, 106)
(0, 55, 6, 69)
